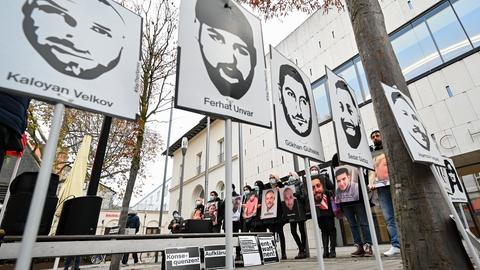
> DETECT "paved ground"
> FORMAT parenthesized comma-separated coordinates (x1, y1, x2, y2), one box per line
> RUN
(47, 245, 402, 270)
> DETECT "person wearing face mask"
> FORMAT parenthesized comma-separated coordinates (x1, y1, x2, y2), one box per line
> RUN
(264, 173, 287, 260)
(168, 211, 184, 234)
(251, 181, 267, 232)
(207, 191, 222, 232)
(194, 197, 205, 214)
(242, 185, 257, 232)
(285, 171, 308, 259)
(310, 165, 334, 190)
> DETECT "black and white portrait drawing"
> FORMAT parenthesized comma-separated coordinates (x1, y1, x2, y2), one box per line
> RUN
(22, 0, 126, 80)
(335, 80, 362, 149)
(445, 159, 464, 196)
(279, 64, 312, 137)
(195, 0, 256, 100)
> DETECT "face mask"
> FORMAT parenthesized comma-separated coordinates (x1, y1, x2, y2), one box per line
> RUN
(209, 195, 215, 201)
(269, 178, 276, 184)
(174, 214, 180, 219)
(311, 170, 319, 176)
(244, 190, 250, 195)
(288, 176, 296, 184)
(196, 201, 202, 206)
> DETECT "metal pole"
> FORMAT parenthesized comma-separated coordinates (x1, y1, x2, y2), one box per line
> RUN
(205, 117, 210, 197)
(178, 153, 186, 216)
(238, 123, 244, 194)
(225, 119, 233, 270)
(15, 103, 65, 270)
(159, 98, 174, 232)
(430, 165, 480, 267)
(303, 157, 325, 270)
(358, 170, 383, 270)
(0, 156, 22, 225)
(293, 154, 299, 172)
(87, 116, 112, 196)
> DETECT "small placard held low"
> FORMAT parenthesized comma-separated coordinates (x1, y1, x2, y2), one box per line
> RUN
(204, 245, 227, 270)
(165, 247, 201, 270)
(239, 236, 261, 267)
(258, 236, 279, 264)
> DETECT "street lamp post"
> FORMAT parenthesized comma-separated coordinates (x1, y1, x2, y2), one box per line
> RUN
(178, 137, 188, 216)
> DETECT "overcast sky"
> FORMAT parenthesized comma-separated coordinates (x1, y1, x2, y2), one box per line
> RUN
(131, 8, 309, 205)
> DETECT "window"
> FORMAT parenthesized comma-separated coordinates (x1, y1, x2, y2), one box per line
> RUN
(453, 0, 480, 47)
(312, 79, 331, 123)
(337, 61, 365, 103)
(282, 156, 284, 164)
(218, 138, 224, 163)
(271, 160, 273, 168)
(425, 2, 472, 61)
(354, 57, 370, 100)
(196, 152, 202, 174)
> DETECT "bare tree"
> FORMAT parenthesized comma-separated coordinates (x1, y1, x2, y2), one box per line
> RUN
(108, 0, 177, 269)
(241, 0, 473, 268)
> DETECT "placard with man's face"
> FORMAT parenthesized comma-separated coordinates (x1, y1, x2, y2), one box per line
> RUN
(260, 189, 277, 219)
(270, 47, 324, 161)
(334, 165, 360, 203)
(176, 0, 270, 127)
(382, 83, 442, 166)
(279, 185, 301, 220)
(326, 67, 373, 169)
(372, 152, 390, 187)
(232, 195, 242, 221)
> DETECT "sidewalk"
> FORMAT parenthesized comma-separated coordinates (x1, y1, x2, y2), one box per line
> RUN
(63, 245, 402, 270)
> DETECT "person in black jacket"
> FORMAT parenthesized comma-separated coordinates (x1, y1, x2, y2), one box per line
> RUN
(122, 213, 140, 265)
(0, 92, 30, 172)
(312, 174, 337, 258)
(251, 181, 266, 232)
(207, 191, 222, 232)
(285, 171, 308, 259)
(264, 174, 287, 260)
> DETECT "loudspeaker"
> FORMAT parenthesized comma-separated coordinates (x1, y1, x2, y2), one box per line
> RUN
(56, 196, 102, 235)
(1, 193, 58, 235)
(9, 172, 59, 196)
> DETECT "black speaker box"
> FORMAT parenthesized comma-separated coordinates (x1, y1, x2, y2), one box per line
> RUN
(56, 196, 102, 235)
(9, 172, 59, 196)
(1, 193, 58, 235)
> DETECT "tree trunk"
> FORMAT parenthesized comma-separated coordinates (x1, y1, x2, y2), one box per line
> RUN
(109, 121, 145, 270)
(345, 0, 473, 269)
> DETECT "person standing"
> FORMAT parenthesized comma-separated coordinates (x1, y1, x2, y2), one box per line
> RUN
(168, 211, 184, 234)
(264, 174, 287, 260)
(207, 191, 222, 232)
(369, 130, 401, 256)
(122, 213, 140, 266)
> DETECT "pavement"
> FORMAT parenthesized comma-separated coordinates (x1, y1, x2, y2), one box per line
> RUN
(48, 245, 402, 270)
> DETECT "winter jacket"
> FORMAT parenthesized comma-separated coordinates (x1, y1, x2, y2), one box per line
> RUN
(0, 92, 30, 136)
(126, 213, 140, 233)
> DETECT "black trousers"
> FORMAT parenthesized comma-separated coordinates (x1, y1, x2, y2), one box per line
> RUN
(317, 216, 336, 251)
(290, 221, 307, 252)
(267, 223, 286, 256)
(122, 253, 138, 264)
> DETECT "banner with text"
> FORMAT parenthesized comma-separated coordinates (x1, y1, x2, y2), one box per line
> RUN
(165, 247, 201, 270)
(382, 83, 442, 166)
(239, 235, 262, 267)
(176, 0, 270, 127)
(325, 67, 373, 169)
(258, 236, 279, 264)
(270, 47, 324, 161)
(204, 245, 227, 270)
(0, 0, 142, 120)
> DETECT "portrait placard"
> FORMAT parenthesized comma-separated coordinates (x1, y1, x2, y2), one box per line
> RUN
(334, 165, 360, 204)
(165, 247, 201, 270)
(176, 0, 270, 127)
(260, 189, 278, 219)
(258, 236, 279, 264)
(204, 202, 219, 226)
(0, 0, 142, 120)
(238, 235, 262, 267)
(382, 83, 442, 166)
(436, 157, 468, 203)
(270, 47, 324, 161)
(279, 185, 301, 221)
(242, 191, 259, 220)
(325, 67, 373, 169)
(232, 195, 242, 222)
(371, 151, 390, 188)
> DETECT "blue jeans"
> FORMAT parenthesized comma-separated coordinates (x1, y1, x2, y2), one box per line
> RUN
(377, 187, 400, 248)
(64, 256, 80, 269)
(343, 204, 372, 245)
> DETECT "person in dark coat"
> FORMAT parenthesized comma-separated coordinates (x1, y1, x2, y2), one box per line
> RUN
(251, 180, 266, 233)
(285, 171, 308, 259)
(0, 92, 30, 172)
(263, 173, 287, 260)
(168, 210, 184, 234)
(312, 174, 337, 258)
(122, 213, 140, 265)
(207, 191, 222, 232)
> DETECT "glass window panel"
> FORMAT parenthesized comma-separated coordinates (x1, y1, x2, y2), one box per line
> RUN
(391, 22, 442, 80)
(312, 80, 331, 123)
(426, 3, 472, 61)
(336, 62, 364, 103)
(354, 58, 370, 100)
(452, 0, 480, 47)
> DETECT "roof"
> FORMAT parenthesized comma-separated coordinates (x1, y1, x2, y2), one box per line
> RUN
(162, 116, 217, 156)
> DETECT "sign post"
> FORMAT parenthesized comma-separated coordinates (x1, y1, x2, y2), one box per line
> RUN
(325, 67, 382, 270)
(224, 118, 233, 270)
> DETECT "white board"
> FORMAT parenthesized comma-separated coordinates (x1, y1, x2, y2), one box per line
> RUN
(325, 67, 373, 169)
(176, 0, 270, 127)
(0, 0, 142, 120)
(436, 157, 468, 203)
(382, 83, 443, 166)
(270, 47, 324, 161)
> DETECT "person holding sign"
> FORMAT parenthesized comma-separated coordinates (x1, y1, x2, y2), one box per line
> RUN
(368, 131, 401, 257)
(206, 191, 222, 232)
(284, 171, 308, 259)
(242, 185, 258, 232)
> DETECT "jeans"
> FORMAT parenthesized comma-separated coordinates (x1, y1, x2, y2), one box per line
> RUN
(377, 187, 400, 248)
(64, 256, 80, 270)
(343, 204, 372, 245)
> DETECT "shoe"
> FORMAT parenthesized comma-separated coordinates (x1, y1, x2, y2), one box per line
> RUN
(329, 249, 336, 258)
(384, 246, 400, 257)
(281, 253, 287, 260)
(121, 263, 128, 266)
(295, 251, 306, 259)
(323, 249, 329, 258)
(364, 243, 373, 257)
(351, 244, 365, 257)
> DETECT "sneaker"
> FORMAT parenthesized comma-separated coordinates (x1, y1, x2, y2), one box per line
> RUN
(364, 243, 373, 257)
(384, 246, 400, 257)
(351, 244, 365, 257)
